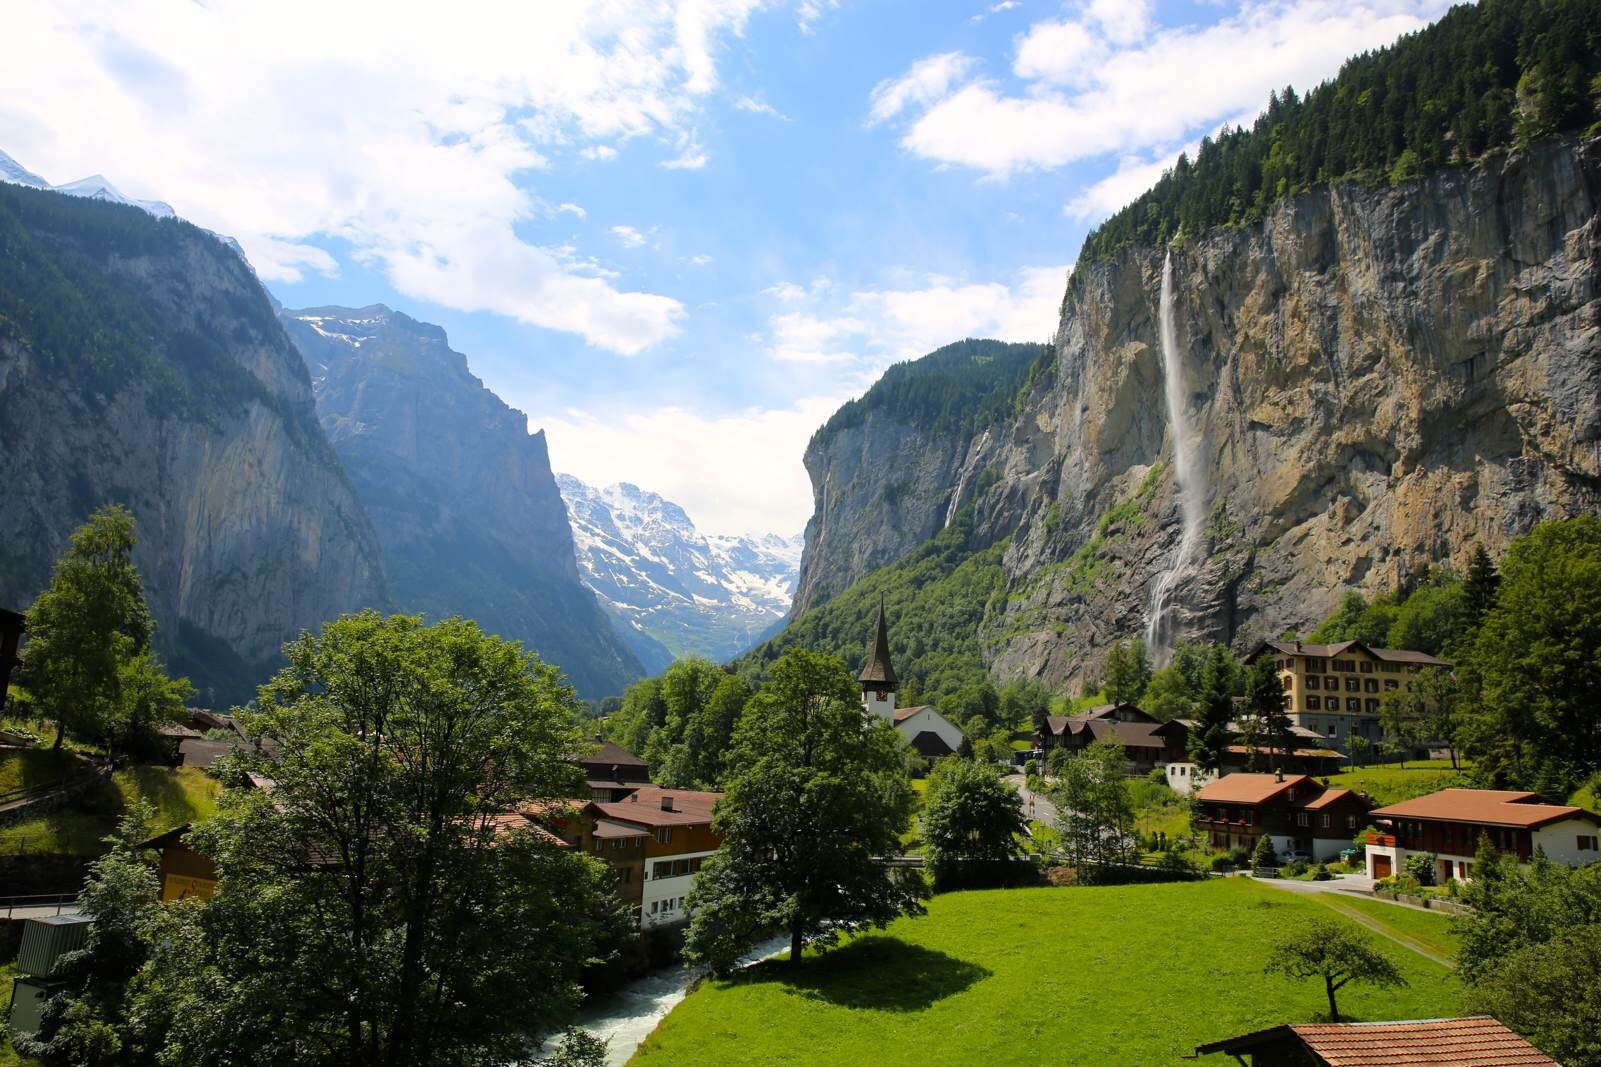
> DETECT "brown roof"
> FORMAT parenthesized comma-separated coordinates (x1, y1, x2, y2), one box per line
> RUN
(893, 705, 933, 724)
(1301, 787, 1366, 811)
(1196, 1017, 1556, 1065)
(1086, 720, 1167, 750)
(1224, 745, 1346, 760)
(1251, 639, 1449, 668)
(593, 785, 722, 827)
(1372, 788, 1598, 830)
(858, 601, 898, 688)
(1044, 715, 1071, 736)
(580, 738, 648, 769)
(1195, 772, 1314, 805)
(177, 737, 237, 769)
(591, 817, 650, 840)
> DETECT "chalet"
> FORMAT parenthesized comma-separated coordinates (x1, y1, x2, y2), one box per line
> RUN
(858, 604, 964, 757)
(1038, 704, 1188, 775)
(1365, 788, 1601, 882)
(1162, 719, 1345, 794)
(1195, 1016, 1557, 1065)
(578, 737, 652, 801)
(1193, 772, 1373, 861)
(571, 785, 724, 928)
(1246, 639, 1448, 751)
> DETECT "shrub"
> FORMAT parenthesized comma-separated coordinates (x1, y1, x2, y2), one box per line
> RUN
(1312, 864, 1332, 881)
(1228, 845, 1252, 869)
(1404, 852, 1438, 887)
(1145, 768, 1166, 784)
(1211, 855, 1236, 873)
(1252, 835, 1278, 869)
(1023, 759, 1039, 778)
(1284, 859, 1311, 878)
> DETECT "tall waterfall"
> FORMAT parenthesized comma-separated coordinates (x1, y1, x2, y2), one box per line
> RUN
(1144, 251, 1206, 665)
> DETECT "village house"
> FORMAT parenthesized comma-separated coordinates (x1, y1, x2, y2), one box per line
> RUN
(579, 737, 652, 801)
(1364, 787, 1601, 882)
(575, 785, 723, 928)
(1192, 772, 1374, 861)
(1195, 1016, 1557, 1065)
(858, 604, 964, 757)
(1160, 717, 1345, 795)
(1037, 704, 1188, 776)
(1245, 639, 1449, 751)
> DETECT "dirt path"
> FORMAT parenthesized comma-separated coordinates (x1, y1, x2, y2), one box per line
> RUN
(1309, 894, 1455, 970)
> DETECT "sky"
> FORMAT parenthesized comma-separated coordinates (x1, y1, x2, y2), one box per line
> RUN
(0, 0, 1451, 537)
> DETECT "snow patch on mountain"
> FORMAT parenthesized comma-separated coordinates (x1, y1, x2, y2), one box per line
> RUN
(558, 475, 802, 670)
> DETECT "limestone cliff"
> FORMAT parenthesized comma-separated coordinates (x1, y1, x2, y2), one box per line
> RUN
(0, 183, 388, 703)
(794, 138, 1601, 692)
(281, 306, 644, 698)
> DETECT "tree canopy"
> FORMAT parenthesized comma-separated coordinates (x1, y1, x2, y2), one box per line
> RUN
(685, 648, 924, 973)
(1265, 918, 1407, 1022)
(920, 758, 1028, 888)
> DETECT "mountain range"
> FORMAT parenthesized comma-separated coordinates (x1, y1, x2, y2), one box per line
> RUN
(559, 476, 800, 672)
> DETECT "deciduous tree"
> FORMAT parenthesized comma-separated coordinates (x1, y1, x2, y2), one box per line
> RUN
(921, 758, 1027, 888)
(1050, 737, 1135, 879)
(684, 649, 923, 973)
(1265, 918, 1407, 1022)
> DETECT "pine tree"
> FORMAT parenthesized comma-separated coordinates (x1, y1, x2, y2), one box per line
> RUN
(1462, 544, 1500, 629)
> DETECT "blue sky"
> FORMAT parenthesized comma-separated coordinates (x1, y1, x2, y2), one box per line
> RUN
(2, 0, 1449, 535)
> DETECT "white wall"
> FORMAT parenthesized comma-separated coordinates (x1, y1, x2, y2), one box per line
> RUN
(1165, 763, 1211, 795)
(895, 708, 963, 752)
(641, 849, 716, 928)
(1533, 817, 1601, 866)
(863, 689, 895, 721)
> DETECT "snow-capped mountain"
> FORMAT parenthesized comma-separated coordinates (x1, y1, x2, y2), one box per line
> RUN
(0, 148, 246, 260)
(558, 475, 802, 672)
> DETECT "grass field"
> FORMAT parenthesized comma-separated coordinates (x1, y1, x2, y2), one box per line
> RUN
(1327, 760, 1467, 807)
(631, 879, 1461, 1066)
(1571, 778, 1600, 814)
(0, 749, 78, 797)
(1307, 894, 1461, 961)
(0, 765, 220, 856)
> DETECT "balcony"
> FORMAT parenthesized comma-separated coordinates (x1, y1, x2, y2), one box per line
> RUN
(1365, 833, 1397, 847)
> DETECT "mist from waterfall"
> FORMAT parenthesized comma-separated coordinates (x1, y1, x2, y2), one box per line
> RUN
(1144, 250, 1207, 666)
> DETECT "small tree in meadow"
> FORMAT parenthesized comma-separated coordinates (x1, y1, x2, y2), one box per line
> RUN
(1266, 918, 1407, 1022)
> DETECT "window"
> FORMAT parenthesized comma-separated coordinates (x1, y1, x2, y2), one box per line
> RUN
(1365, 699, 1380, 713)
(1306, 675, 1320, 690)
(1296, 812, 1309, 827)
(1321, 814, 1331, 829)
(1385, 679, 1399, 690)
(620, 868, 631, 884)
(1364, 679, 1380, 693)
(1580, 835, 1600, 852)
(1345, 677, 1361, 692)
(1245, 810, 1254, 825)
(1326, 724, 1336, 736)
(650, 901, 659, 914)
(1283, 696, 1293, 710)
(1306, 696, 1321, 711)
(1333, 659, 1354, 672)
(1359, 661, 1374, 674)
(1346, 815, 1358, 830)
(655, 827, 673, 844)
(653, 860, 672, 879)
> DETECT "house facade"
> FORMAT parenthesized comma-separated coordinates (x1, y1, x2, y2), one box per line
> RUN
(578, 738, 652, 801)
(580, 785, 724, 928)
(1364, 788, 1601, 882)
(858, 604, 965, 758)
(1193, 773, 1374, 861)
(1038, 704, 1188, 776)
(1245, 639, 1448, 751)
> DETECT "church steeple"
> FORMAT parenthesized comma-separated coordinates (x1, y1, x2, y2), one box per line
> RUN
(859, 598, 898, 720)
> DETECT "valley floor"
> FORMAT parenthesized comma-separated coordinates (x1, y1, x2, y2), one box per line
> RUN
(629, 879, 1462, 1066)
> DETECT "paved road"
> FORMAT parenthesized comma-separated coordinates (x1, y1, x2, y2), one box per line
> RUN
(1003, 774, 1059, 827)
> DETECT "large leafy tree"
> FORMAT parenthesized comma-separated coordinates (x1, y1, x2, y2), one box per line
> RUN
(921, 757, 1027, 888)
(1050, 737, 1135, 879)
(17, 505, 185, 751)
(685, 648, 923, 973)
(1265, 918, 1407, 1022)
(1461, 516, 1601, 795)
(131, 613, 627, 1067)
(1379, 668, 1464, 768)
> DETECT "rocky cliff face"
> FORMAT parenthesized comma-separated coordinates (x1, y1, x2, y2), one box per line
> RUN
(0, 183, 388, 703)
(560, 475, 801, 670)
(282, 306, 644, 698)
(797, 138, 1601, 692)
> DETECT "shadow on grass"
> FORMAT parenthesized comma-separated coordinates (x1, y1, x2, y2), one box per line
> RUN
(745, 936, 990, 1012)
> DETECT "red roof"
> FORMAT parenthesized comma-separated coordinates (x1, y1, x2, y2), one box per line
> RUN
(1372, 789, 1597, 830)
(1195, 773, 1314, 805)
(1290, 1016, 1556, 1065)
(893, 705, 933, 724)
(593, 785, 722, 827)
(1301, 787, 1366, 811)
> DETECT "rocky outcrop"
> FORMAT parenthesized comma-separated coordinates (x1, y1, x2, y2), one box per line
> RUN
(0, 183, 388, 703)
(797, 138, 1601, 692)
(282, 306, 644, 698)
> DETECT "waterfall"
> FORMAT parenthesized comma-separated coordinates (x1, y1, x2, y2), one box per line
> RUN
(1144, 250, 1207, 666)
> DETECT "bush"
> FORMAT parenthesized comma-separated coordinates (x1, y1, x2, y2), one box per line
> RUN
(1211, 854, 1236, 873)
(1145, 768, 1166, 784)
(1312, 864, 1332, 881)
(1377, 873, 1424, 896)
(1228, 845, 1252, 869)
(1404, 852, 1438, 887)
(1023, 759, 1038, 778)
(1283, 859, 1311, 878)
(1251, 835, 1278, 869)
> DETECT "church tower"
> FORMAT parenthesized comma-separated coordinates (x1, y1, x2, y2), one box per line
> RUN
(858, 599, 898, 721)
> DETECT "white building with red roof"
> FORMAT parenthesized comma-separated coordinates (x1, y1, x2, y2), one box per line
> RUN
(1365, 787, 1601, 882)
(857, 603, 964, 758)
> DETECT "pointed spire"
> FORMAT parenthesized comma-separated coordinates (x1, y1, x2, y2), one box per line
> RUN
(857, 596, 898, 690)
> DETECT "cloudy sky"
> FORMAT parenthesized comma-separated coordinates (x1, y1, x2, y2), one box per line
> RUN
(1, 0, 1450, 536)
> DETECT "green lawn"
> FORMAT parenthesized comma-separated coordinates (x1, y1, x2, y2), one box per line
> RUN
(0, 749, 78, 797)
(1130, 778, 1190, 841)
(1306, 894, 1462, 962)
(631, 879, 1461, 1066)
(0, 765, 220, 856)
(1327, 760, 1467, 807)
(1571, 779, 1600, 814)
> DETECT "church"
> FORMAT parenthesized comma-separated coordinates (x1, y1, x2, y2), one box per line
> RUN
(858, 604, 965, 758)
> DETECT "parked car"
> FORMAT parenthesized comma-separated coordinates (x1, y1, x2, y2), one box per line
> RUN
(1282, 849, 1312, 863)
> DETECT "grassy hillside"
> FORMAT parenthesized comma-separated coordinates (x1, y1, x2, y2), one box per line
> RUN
(0, 764, 219, 856)
(1327, 760, 1470, 807)
(632, 879, 1461, 1065)
(738, 510, 1008, 705)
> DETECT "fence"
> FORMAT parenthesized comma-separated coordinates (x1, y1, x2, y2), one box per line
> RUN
(0, 893, 80, 922)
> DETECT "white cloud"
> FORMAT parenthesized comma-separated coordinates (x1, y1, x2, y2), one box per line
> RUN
(0, 1, 778, 353)
(796, 0, 838, 35)
(990, 1, 1020, 12)
(867, 52, 978, 127)
(544, 395, 845, 536)
(765, 264, 1070, 369)
(610, 224, 648, 247)
(660, 129, 710, 169)
(763, 281, 808, 302)
(877, 1, 1450, 177)
(734, 94, 788, 119)
(687, 253, 713, 266)
(556, 201, 587, 219)
(1066, 144, 1192, 221)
